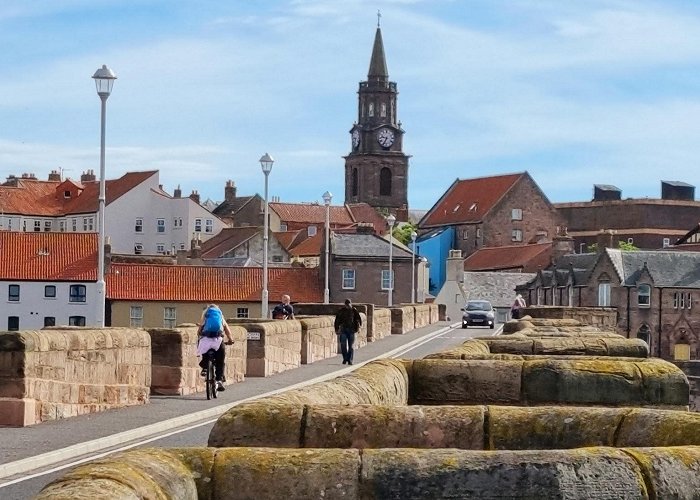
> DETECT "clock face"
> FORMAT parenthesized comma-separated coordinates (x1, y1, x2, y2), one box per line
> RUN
(351, 129, 360, 148)
(377, 128, 395, 148)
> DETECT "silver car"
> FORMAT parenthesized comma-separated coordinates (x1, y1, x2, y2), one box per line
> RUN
(462, 300, 495, 329)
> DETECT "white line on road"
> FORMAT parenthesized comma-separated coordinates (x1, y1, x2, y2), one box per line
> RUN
(0, 322, 460, 484)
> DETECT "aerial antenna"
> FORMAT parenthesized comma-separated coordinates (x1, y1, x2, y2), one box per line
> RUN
(377, 9, 381, 27)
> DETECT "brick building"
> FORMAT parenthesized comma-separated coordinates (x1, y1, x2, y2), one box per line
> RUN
(555, 181, 700, 252)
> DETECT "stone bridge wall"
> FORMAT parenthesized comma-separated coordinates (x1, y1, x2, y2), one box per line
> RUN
(229, 319, 301, 377)
(36, 446, 700, 499)
(390, 306, 415, 335)
(0, 328, 150, 427)
(413, 304, 431, 329)
(522, 306, 618, 329)
(370, 307, 391, 341)
(298, 316, 336, 364)
(148, 325, 247, 395)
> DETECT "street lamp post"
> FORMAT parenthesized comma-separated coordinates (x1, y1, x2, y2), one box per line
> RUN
(260, 153, 274, 319)
(322, 191, 333, 304)
(411, 231, 417, 304)
(92, 64, 116, 328)
(387, 214, 396, 306)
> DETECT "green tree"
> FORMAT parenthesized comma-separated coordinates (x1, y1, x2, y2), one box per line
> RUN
(392, 223, 418, 246)
(587, 241, 639, 252)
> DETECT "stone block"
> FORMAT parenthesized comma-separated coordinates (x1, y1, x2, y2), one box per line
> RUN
(0, 397, 36, 426)
(208, 402, 304, 448)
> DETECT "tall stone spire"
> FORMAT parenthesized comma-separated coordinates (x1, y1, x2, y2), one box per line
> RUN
(367, 26, 388, 82)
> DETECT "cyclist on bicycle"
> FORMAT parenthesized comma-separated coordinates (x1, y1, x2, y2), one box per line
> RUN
(197, 304, 234, 392)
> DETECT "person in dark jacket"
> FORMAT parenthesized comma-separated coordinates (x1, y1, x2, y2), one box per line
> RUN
(334, 299, 362, 365)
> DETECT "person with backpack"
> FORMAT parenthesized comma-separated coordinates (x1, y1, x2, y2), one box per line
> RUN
(272, 294, 295, 320)
(334, 299, 362, 365)
(197, 304, 233, 392)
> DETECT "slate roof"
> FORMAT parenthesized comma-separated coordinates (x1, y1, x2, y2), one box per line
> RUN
(212, 195, 259, 217)
(463, 271, 536, 308)
(0, 232, 97, 281)
(419, 173, 524, 227)
(606, 248, 700, 287)
(199, 227, 261, 259)
(107, 264, 322, 302)
(463, 242, 551, 272)
(0, 171, 158, 216)
(332, 233, 413, 260)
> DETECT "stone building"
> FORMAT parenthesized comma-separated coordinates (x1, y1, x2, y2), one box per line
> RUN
(555, 180, 700, 252)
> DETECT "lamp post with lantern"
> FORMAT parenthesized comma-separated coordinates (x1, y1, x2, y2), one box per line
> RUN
(387, 214, 396, 306)
(322, 191, 332, 304)
(260, 153, 274, 318)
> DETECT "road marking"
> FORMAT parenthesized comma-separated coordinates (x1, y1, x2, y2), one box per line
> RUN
(0, 322, 460, 484)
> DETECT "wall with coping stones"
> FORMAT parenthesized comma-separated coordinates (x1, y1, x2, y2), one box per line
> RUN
(523, 306, 618, 328)
(413, 304, 431, 329)
(0, 328, 150, 427)
(148, 325, 247, 395)
(370, 307, 391, 341)
(36, 446, 700, 499)
(208, 403, 700, 450)
(298, 316, 337, 364)
(390, 306, 415, 335)
(229, 319, 301, 377)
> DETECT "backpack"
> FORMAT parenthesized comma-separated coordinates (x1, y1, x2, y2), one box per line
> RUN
(202, 306, 223, 337)
(272, 304, 287, 320)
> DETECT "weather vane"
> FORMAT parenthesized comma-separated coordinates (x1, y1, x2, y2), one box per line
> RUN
(377, 9, 381, 27)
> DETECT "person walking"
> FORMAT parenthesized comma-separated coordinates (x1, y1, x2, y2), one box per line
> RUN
(334, 299, 362, 365)
(511, 294, 527, 320)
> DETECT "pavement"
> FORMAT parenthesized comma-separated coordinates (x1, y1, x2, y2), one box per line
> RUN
(0, 320, 459, 480)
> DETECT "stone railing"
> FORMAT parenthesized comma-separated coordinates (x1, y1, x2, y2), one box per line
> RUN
(0, 328, 150, 426)
(298, 316, 336, 364)
(148, 325, 247, 395)
(390, 306, 415, 335)
(413, 304, 432, 329)
(426, 335, 649, 359)
(36, 445, 700, 499)
(229, 319, 301, 377)
(523, 306, 618, 328)
(370, 307, 391, 341)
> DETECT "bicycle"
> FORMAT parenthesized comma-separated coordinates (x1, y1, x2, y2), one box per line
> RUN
(203, 347, 218, 400)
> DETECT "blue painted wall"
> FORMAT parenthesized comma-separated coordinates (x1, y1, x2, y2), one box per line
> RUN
(416, 227, 454, 294)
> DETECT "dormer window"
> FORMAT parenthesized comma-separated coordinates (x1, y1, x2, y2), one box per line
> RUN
(308, 225, 317, 237)
(64, 190, 71, 198)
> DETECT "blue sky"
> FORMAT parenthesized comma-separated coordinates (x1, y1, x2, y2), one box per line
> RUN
(2, 0, 700, 210)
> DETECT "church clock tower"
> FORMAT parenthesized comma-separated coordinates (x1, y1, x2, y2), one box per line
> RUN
(344, 20, 409, 220)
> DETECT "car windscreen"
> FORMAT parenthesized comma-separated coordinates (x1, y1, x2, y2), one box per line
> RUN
(466, 302, 490, 311)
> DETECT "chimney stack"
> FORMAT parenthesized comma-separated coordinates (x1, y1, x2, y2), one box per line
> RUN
(174, 185, 181, 198)
(48, 170, 61, 181)
(446, 249, 464, 283)
(551, 227, 575, 264)
(189, 190, 200, 205)
(225, 180, 237, 202)
(596, 229, 615, 253)
(80, 170, 96, 183)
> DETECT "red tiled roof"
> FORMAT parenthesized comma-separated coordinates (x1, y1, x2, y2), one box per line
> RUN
(106, 264, 322, 303)
(274, 230, 302, 251)
(420, 173, 523, 227)
(270, 202, 355, 226)
(0, 171, 158, 216)
(346, 203, 386, 233)
(0, 232, 97, 280)
(289, 232, 322, 256)
(463, 242, 551, 272)
(199, 226, 260, 259)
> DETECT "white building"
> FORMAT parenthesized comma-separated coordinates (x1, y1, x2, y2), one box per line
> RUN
(0, 170, 228, 255)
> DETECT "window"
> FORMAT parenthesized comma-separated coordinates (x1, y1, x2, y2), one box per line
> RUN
(163, 307, 176, 328)
(673, 292, 692, 309)
(598, 283, 611, 306)
(511, 208, 523, 220)
(637, 284, 651, 307)
(663, 238, 670, 248)
(511, 229, 523, 242)
(8, 316, 19, 331)
(8, 284, 20, 302)
(368, 102, 374, 116)
(180, 243, 186, 250)
(637, 325, 650, 346)
(237, 307, 249, 318)
(130, 306, 144, 327)
(308, 225, 317, 237)
(462, 229, 468, 240)
(64, 190, 71, 198)
(156, 244, 166, 254)
(476, 228, 482, 238)
(342, 269, 356, 289)
(351, 168, 359, 197)
(69, 284, 86, 303)
(381, 270, 393, 290)
(22, 220, 27, 232)
(381, 103, 387, 117)
(157, 218, 165, 233)
(34, 220, 41, 232)
(205, 219, 213, 233)
(45, 285, 56, 298)
(44, 220, 51, 232)
(71, 218, 77, 232)
(135, 218, 143, 232)
(59, 220, 66, 232)
(280, 224, 288, 232)
(83, 217, 94, 231)
(194, 219, 202, 232)
(134, 243, 143, 255)
(380, 168, 392, 196)
(44, 317, 56, 327)
(68, 316, 86, 326)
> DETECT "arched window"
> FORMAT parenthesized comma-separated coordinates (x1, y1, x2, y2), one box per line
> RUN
(368, 103, 374, 117)
(637, 324, 651, 346)
(381, 103, 387, 117)
(379, 168, 392, 196)
(351, 168, 359, 196)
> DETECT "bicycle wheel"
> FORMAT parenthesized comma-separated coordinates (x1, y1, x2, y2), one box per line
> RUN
(206, 357, 216, 400)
